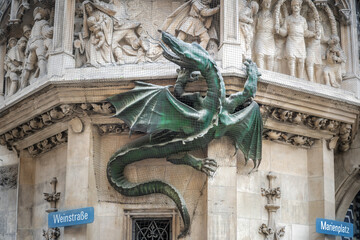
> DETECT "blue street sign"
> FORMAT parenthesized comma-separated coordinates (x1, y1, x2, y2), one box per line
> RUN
(316, 218, 353, 238)
(48, 207, 94, 228)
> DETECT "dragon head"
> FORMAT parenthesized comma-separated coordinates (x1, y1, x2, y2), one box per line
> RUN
(160, 31, 214, 72)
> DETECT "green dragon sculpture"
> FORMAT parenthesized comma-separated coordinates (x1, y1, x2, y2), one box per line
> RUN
(107, 31, 263, 238)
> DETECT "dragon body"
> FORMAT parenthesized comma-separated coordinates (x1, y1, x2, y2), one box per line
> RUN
(107, 32, 263, 238)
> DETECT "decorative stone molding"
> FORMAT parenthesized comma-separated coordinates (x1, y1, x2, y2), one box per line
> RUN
(259, 172, 285, 240)
(26, 130, 67, 156)
(0, 102, 114, 150)
(97, 123, 129, 135)
(260, 104, 352, 151)
(43, 177, 60, 213)
(0, 101, 355, 152)
(0, 164, 18, 189)
(263, 129, 316, 148)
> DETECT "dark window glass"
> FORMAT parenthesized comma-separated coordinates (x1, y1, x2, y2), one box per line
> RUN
(132, 218, 171, 240)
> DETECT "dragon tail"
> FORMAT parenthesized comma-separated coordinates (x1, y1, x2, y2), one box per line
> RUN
(106, 144, 191, 238)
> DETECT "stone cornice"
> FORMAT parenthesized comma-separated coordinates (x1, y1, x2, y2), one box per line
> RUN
(0, 98, 356, 152)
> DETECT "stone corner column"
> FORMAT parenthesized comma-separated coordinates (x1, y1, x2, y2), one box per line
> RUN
(218, 0, 242, 69)
(0, 43, 6, 103)
(340, 0, 360, 98)
(207, 137, 237, 240)
(307, 139, 336, 240)
(63, 117, 94, 239)
(47, 0, 76, 78)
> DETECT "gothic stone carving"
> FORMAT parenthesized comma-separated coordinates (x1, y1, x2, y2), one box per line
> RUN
(239, 1, 259, 60)
(76, 1, 161, 67)
(43, 177, 60, 213)
(21, 7, 53, 88)
(0, 102, 113, 151)
(42, 227, 60, 240)
(259, 172, 285, 240)
(26, 131, 67, 156)
(161, 0, 220, 52)
(254, 0, 275, 71)
(4, 36, 27, 96)
(0, 164, 18, 189)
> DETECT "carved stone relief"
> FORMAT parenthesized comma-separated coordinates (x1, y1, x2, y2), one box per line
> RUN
(259, 172, 285, 240)
(161, 0, 220, 54)
(74, 0, 163, 68)
(20, 7, 53, 88)
(241, 0, 348, 87)
(0, 164, 18, 189)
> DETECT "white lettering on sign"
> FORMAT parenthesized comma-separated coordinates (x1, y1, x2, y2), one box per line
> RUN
(53, 211, 89, 224)
(320, 221, 350, 234)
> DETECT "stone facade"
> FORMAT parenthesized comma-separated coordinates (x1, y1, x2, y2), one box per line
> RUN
(0, 0, 359, 239)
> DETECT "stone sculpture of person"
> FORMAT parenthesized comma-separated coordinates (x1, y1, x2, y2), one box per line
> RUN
(323, 35, 346, 88)
(161, 0, 220, 50)
(239, 1, 259, 60)
(275, 0, 316, 78)
(82, 1, 115, 67)
(21, 7, 53, 88)
(305, 10, 324, 82)
(254, 0, 275, 70)
(4, 37, 27, 96)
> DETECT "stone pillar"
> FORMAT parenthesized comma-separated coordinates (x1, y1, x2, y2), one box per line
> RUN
(17, 151, 35, 240)
(218, 0, 242, 69)
(307, 139, 336, 240)
(63, 118, 93, 239)
(207, 137, 237, 240)
(0, 44, 5, 102)
(340, 0, 360, 97)
(48, 0, 76, 77)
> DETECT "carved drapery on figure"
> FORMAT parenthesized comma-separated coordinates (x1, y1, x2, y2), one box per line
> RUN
(20, 7, 53, 88)
(161, 0, 220, 52)
(239, 1, 259, 60)
(75, 0, 161, 67)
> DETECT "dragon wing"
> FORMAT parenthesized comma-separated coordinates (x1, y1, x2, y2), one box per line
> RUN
(217, 101, 263, 168)
(107, 81, 201, 135)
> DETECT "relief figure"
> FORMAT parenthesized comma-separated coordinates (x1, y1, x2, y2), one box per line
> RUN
(21, 7, 53, 88)
(82, 1, 115, 67)
(254, 0, 275, 70)
(239, 1, 259, 60)
(161, 0, 220, 50)
(275, 0, 315, 78)
(305, 10, 325, 82)
(4, 37, 26, 96)
(323, 35, 346, 88)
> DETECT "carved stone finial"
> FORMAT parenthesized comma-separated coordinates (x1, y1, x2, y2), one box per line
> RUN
(42, 227, 60, 240)
(259, 172, 285, 240)
(43, 177, 60, 213)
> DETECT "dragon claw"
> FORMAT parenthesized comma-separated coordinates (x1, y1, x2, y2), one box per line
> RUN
(201, 158, 218, 177)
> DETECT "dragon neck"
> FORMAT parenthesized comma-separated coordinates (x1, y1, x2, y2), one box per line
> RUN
(202, 64, 226, 112)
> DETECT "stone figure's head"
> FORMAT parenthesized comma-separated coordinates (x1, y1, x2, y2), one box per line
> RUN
(84, 2, 94, 15)
(87, 16, 99, 32)
(328, 34, 340, 46)
(291, 0, 302, 14)
(23, 25, 32, 39)
(33, 7, 49, 21)
(17, 37, 27, 50)
(250, 1, 259, 16)
(7, 37, 17, 49)
(261, 0, 272, 10)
